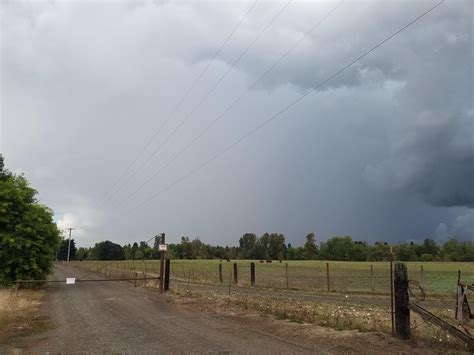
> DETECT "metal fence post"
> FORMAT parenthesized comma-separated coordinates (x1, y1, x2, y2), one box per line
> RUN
(219, 263, 223, 283)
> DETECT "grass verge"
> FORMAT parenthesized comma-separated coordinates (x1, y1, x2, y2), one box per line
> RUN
(0, 288, 51, 350)
(169, 286, 472, 353)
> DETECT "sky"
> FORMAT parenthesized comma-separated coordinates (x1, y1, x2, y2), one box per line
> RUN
(1, 0, 472, 247)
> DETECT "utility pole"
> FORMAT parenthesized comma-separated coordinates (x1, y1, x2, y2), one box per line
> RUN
(66, 227, 75, 263)
(159, 233, 166, 293)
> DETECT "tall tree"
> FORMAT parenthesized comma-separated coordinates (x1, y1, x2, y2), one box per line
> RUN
(95, 240, 125, 260)
(0, 155, 61, 284)
(303, 233, 318, 260)
(57, 238, 76, 261)
(268, 233, 286, 260)
(239, 233, 257, 259)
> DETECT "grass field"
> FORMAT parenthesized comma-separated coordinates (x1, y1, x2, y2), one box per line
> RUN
(74, 259, 474, 297)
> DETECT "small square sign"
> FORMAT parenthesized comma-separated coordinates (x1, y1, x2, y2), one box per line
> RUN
(159, 244, 167, 251)
(66, 278, 76, 284)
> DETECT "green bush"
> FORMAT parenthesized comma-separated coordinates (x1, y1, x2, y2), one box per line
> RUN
(0, 155, 60, 284)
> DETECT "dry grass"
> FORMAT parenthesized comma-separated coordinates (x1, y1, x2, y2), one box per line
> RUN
(169, 286, 472, 353)
(0, 288, 49, 350)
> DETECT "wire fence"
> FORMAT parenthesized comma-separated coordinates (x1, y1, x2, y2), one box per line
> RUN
(71, 260, 473, 298)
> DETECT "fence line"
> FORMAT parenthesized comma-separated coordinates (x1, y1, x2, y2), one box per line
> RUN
(69, 260, 471, 298)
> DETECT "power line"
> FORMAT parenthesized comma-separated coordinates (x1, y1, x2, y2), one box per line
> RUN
(121, 0, 344, 203)
(126, 0, 444, 213)
(109, 0, 292, 204)
(95, 0, 258, 208)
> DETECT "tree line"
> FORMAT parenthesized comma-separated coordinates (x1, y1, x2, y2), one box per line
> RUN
(69, 233, 474, 262)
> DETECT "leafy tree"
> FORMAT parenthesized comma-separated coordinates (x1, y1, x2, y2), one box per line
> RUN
(367, 242, 391, 261)
(303, 233, 318, 260)
(239, 233, 257, 259)
(268, 233, 286, 260)
(0, 155, 61, 284)
(76, 247, 89, 261)
(190, 238, 208, 259)
(57, 238, 76, 261)
(395, 243, 418, 261)
(134, 250, 144, 260)
(417, 238, 439, 258)
(287, 244, 305, 260)
(440, 239, 474, 261)
(131, 242, 138, 259)
(122, 243, 132, 260)
(319, 236, 368, 261)
(95, 240, 125, 260)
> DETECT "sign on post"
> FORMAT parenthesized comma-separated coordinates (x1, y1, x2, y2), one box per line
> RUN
(66, 278, 76, 285)
(159, 244, 167, 251)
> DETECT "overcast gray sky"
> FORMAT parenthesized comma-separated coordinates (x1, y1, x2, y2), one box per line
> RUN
(1, 0, 472, 247)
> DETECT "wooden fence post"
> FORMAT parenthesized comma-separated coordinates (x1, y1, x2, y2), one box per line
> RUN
(233, 263, 238, 284)
(250, 262, 255, 286)
(134, 271, 137, 287)
(164, 259, 170, 292)
(326, 262, 330, 292)
(394, 262, 410, 339)
(420, 265, 424, 289)
(285, 262, 289, 289)
(370, 265, 375, 293)
(219, 263, 223, 283)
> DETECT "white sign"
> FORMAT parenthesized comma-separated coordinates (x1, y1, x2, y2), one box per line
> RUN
(66, 278, 76, 284)
(159, 244, 167, 251)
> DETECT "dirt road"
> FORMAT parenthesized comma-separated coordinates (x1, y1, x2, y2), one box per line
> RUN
(24, 264, 433, 353)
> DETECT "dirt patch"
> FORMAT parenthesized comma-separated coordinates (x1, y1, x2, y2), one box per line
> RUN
(0, 288, 52, 351)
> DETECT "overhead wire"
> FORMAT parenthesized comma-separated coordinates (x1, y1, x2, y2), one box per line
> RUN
(126, 0, 444, 213)
(95, 0, 258, 208)
(109, 0, 293, 204)
(120, 0, 344, 203)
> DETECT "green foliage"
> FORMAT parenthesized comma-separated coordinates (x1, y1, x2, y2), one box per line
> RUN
(57, 238, 76, 261)
(303, 233, 318, 260)
(319, 236, 369, 261)
(0, 155, 61, 284)
(94, 240, 125, 260)
(439, 238, 474, 261)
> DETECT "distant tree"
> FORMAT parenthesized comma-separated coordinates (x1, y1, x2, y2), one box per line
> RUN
(268, 233, 286, 260)
(76, 247, 89, 261)
(239, 233, 257, 259)
(122, 244, 132, 260)
(287, 245, 305, 260)
(0, 155, 61, 284)
(131, 242, 138, 260)
(367, 242, 391, 261)
(57, 238, 76, 261)
(417, 238, 439, 258)
(303, 233, 318, 260)
(190, 238, 208, 259)
(134, 250, 144, 260)
(395, 243, 418, 261)
(95, 240, 125, 260)
(440, 239, 474, 261)
(319, 236, 367, 261)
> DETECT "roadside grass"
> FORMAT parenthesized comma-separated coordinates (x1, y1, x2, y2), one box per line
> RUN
(74, 259, 474, 298)
(0, 288, 51, 350)
(169, 286, 471, 353)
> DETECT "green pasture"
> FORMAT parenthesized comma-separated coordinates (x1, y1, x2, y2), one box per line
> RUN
(74, 260, 473, 297)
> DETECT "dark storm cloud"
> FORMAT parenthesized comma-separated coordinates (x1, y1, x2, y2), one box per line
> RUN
(1, 0, 472, 246)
